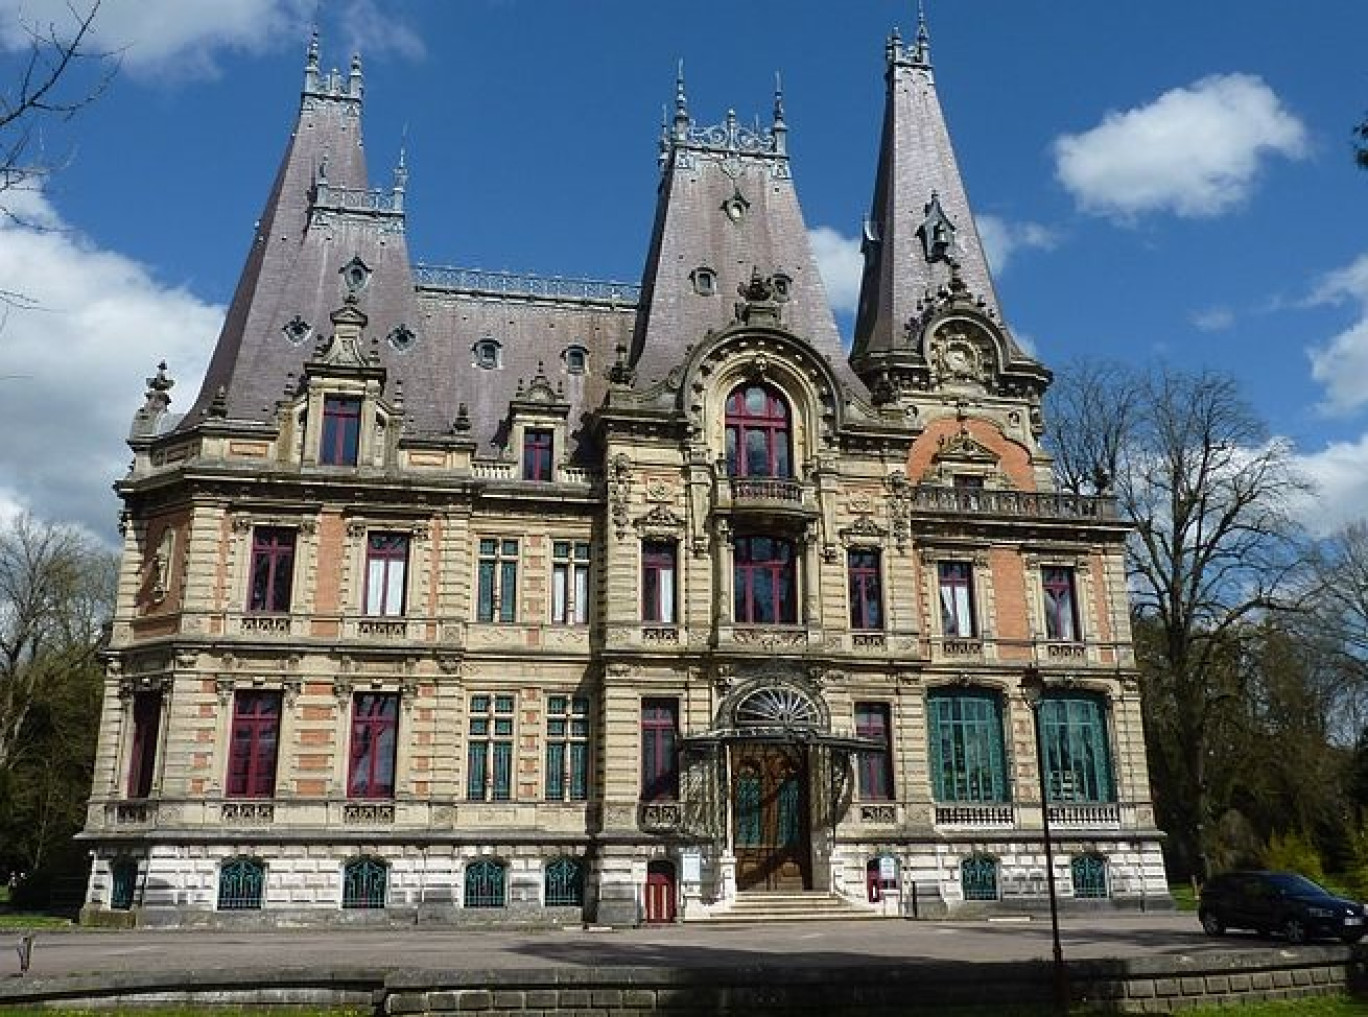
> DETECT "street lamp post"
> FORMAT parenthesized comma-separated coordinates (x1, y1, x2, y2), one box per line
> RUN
(1021, 666, 1067, 1014)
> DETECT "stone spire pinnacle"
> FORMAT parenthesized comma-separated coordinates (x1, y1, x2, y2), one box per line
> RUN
(851, 14, 1008, 380)
(771, 72, 787, 155)
(673, 60, 690, 141)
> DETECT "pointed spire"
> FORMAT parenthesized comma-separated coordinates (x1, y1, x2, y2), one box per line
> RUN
(304, 29, 321, 91)
(673, 60, 690, 141)
(912, 1, 931, 66)
(348, 52, 364, 99)
(771, 72, 787, 156)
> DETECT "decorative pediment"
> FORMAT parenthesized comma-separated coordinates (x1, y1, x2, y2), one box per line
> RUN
(635, 504, 685, 535)
(932, 423, 1000, 466)
(509, 361, 570, 417)
(839, 514, 887, 545)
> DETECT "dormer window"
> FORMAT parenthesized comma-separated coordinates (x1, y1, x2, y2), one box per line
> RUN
(690, 267, 716, 297)
(282, 316, 312, 345)
(772, 272, 792, 301)
(564, 344, 587, 375)
(387, 324, 416, 352)
(473, 338, 501, 370)
(321, 395, 361, 466)
(523, 429, 553, 481)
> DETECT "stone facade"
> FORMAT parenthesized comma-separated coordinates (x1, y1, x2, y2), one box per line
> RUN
(79, 21, 1168, 926)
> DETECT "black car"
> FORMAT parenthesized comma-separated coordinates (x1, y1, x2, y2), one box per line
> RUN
(1199, 871, 1366, 944)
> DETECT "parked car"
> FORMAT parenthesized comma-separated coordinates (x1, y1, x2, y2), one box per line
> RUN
(1199, 871, 1366, 944)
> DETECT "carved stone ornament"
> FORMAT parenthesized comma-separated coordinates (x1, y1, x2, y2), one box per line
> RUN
(840, 514, 887, 546)
(933, 423, 1000, 467)
(608, 453, 633, 540)
(883, 471, 912, 551)
(634, 504, 685, 535)
(926, 320, 997, 389)
(645, 478, 672, 502)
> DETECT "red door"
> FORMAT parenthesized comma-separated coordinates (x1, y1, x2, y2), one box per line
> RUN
(644, 861, 676, 923)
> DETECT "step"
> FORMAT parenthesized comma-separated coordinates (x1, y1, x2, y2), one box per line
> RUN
(693, 892, 883, 923)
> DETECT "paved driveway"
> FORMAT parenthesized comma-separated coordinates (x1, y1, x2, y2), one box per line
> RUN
(4, 913, 1285, 981)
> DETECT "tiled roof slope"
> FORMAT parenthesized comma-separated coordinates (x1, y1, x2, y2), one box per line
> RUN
(629, 80, 869, 401)
(852, 20, 1025, 369)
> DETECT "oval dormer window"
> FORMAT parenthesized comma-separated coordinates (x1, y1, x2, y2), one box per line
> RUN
(564, 344, 587, 375)
(388, 323, 416, 352)
(690, 267, 716, 297)
(772, 272, 792, 301)
(473, 338, 501, 370)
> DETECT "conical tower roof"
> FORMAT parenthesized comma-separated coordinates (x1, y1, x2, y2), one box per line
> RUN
(851, 16, 1021, 379)
(182, 36, 453, 435)
(629, 70, 867, 399)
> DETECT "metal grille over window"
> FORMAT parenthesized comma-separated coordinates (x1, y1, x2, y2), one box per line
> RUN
(467, 693, 515, 800)
(735, 687, 820, 730)
(217, 857, 265, 911)
(464, 859, 506, 908)
(545, 694, 590, 800)
(1071, 854, 1108, 899)
(961, 854, 999, 901)
(1039, 692, 1115, 802)
(342, 857, 388, 909)
(544, 856, 584, 907)
(110, 859, 138, 910)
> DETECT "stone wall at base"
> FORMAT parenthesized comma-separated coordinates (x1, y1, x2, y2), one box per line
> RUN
(1, 948, 1364, 1015)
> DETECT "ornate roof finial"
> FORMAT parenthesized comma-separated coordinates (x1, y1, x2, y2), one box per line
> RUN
(348, 51, 363, 99)
(392, 129, 408, 207)
(912, 1, 931, 66)
(304, 29, 321, 91)
(673, 59, 690, 140)
(771, 71, 788, 156)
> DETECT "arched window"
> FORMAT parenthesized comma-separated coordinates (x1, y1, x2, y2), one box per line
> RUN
(464, 859, 506, 908)
(733, 536, 797, 624)
(544, 856, 584, 907)
(342, 856, 388, 909)
(1039, 691, 1115, 803)
(725, 384, 791, 479)
(217, 856, 265, 911)
(1071, 853, 1108, 899)
(961, 854, 998, 902)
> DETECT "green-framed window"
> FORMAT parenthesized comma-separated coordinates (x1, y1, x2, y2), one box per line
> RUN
(928, 688, 1008, 802)
(546, 694, 590, 801)
(476, 538, 519, 623)
(544, 856, 584, 907)
(217, 856, 265, 911)
(1039, 692, 1115, 802)
(467, 693, 515, 800)
(464, 859, 506, 908)
(342, 856, 388, 909)
(961, 854, 999, 901)
(1071, 853, 1108, 899)
(110, 858, 138, 910)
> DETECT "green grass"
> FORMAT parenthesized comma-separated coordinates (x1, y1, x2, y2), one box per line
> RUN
(1169, 879, 1199, 910)
(0, 912, 71, 930)
(1182, 998, 1368, 1015)
(0, 1009, 369, 1016)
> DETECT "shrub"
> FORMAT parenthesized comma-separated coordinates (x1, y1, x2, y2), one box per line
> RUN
(1260, 830, 1325, 882)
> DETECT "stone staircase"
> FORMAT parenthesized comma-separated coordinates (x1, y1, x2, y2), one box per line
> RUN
(695, 891, 882, 923)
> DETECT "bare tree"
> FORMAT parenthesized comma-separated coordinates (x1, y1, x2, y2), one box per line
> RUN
(1301, 522, 1368, 734)
(1044, 357, 1141, 496)
(0, 513, 115, 774)
(1047, 365, 1312, 877)
(0, 0, 110, 204)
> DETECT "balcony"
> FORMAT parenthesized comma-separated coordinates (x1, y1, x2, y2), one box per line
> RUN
(935, 803, 1015, 828)
(909, 485, 1117, 521)
(717, 476, 817, 525)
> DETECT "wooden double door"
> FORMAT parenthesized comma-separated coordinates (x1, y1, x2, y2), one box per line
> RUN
(732, 742, 812, 891)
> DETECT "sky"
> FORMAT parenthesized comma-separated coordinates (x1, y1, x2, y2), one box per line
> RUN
(1, 0, 1367, 543)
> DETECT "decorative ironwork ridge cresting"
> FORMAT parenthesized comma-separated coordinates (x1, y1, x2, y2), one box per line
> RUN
(413, 265, 640, 306)
(681, 110, 784, 157)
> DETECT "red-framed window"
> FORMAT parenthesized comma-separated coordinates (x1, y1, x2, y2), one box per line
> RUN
(855, 702, 894, 800)
(641, 541, 677, 624)
(733, 535, 797, 624)
(320, 395, 362, 465)
(938, 561, 976, 637)
(226, 690, 281, 798)
(641, 698, 679, 801)
(364, 532, 409, 617)
(725, 383, 791, 478)
(127, 691, 162, 798)
(848, 548, 883, 630)
(247, 527, 295, 613)
(523, 428, 554, 481)
(347, 693, 398, 798)
(1042, 566, 1079, 642)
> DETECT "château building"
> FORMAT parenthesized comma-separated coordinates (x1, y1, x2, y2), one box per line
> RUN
(79, 20, 1169, 926)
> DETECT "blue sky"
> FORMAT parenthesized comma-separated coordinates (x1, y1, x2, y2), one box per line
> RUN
(2, 0, 1367, 541)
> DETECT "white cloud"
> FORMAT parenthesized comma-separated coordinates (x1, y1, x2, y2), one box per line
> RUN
(1053, 74, 1307, 220)
(0, 0, 422, 78)
(0, 186, 219, 538)
(809, 226, 863, 315)
(1293, 434, 1368, 537)
(1191, 306, 1235, 332)
(976, 215, 1058, 275)
(1308, 253, 1368, 416)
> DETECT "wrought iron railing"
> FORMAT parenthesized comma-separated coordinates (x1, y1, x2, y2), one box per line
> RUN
(935, 803, 1015, 827)
(414, 265, 640, 306)
(729, 477, 805, 503)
